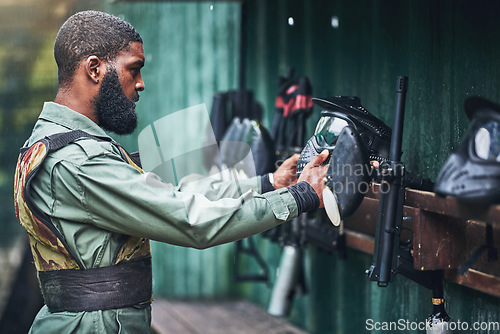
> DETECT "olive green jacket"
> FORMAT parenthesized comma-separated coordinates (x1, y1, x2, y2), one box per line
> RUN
(18, 102, 298, 333)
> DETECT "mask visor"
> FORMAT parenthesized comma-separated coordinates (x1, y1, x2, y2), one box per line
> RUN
(472, 119, 500, 162)
(314, 115, 350, 147)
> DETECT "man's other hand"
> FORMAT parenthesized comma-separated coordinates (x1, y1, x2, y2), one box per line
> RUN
(272, 154, 299, 189)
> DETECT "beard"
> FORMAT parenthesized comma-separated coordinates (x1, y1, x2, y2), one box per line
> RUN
(93, 66, 138, 135)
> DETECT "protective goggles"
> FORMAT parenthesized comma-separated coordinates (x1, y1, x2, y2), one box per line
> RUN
(313, 110, 391, 163)
(471, 115, 500, 162)
(313, 112, 353, 148)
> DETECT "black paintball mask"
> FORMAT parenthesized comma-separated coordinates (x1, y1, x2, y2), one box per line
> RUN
(434, 96, 500, 205)
(296, 96, 392, 225)
(322, 125, 370, 226)
(297, 96, 392, 177)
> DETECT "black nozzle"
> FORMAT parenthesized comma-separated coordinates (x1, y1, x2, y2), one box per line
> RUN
(396, 76, 408, 93)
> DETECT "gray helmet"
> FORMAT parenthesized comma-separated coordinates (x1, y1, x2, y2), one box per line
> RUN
(434, 96, 500, 204)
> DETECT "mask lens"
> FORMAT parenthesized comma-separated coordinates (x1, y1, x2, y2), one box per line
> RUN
(314, 116, 349, 146)
(474, 120, 500, 161)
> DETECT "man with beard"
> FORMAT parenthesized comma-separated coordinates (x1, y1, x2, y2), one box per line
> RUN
(14, 10, 329, 333)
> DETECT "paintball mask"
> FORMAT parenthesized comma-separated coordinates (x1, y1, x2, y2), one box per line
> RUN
(434, 96, 500, 204)
(296, 96, 392, 177)
(322, 125, 370, 226)
(297, 96, 391, 225)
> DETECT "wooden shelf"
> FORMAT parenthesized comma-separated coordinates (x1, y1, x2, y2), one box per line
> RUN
(405, 188, 500, 226)
(344, 184, 500, 297)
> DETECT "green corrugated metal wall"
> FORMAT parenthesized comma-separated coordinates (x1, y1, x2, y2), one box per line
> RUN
(104, 1, 500, 333)
(245, 0, 500, 180)
(243, 1, 500, 332)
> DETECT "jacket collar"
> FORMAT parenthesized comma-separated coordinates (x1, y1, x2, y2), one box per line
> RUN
(39, 102, 111, 139)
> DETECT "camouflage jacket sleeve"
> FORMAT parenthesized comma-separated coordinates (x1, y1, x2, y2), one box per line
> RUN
(33, 138, 298, 251)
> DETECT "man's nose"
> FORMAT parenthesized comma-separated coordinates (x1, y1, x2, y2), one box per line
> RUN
(136, 75, 145, 92)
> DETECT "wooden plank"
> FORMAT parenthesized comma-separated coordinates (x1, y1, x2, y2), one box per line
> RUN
(169, 300, 245, 334)
(412, 211, 468, 271)
(344, 197, 378, 235)
(367, 184, 500, 226)
(151, 299, 198, 334)
(216, 300, 306, 334)
(405, 188, 500, 226)
(413, 212, 500, 275)
(151, 299, 306, 334)
(445, 269, 500, 298)
(343, 183, 500, 298)
(464, 221, 500, 277)
(345, 229, 374, 255)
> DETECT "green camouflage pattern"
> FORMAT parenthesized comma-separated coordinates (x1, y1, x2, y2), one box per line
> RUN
(14, 137, 151, 272)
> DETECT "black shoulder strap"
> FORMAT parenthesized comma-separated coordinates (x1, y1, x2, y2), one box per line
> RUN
(46, 129, 112, 150)
(21, 130, 112, 155)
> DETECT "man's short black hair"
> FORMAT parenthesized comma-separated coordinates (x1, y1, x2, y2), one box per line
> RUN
(54, 10, 143, 87)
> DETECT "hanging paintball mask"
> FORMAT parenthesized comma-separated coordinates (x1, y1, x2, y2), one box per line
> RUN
(296, 96, 392, 225)
(205, 90, 275, 178)
(434, 96, 500, 204)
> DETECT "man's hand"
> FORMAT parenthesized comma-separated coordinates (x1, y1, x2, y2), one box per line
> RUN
(297, 150, 330, 208)
(272, 154, 300, 189)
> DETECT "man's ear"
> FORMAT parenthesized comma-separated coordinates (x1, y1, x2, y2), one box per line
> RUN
(86, 56, 102, 84)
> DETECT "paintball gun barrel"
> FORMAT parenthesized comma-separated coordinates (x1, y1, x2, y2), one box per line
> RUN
(366, 76, 433, 288)
(366, 76, 409, 286)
